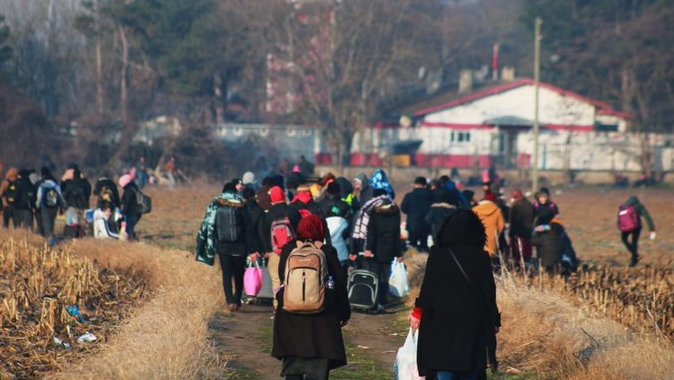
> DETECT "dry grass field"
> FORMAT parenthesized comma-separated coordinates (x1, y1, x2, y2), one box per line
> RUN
(1, 181, 672, 379)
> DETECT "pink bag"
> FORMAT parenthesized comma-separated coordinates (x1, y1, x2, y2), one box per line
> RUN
(244, 260, 263, 297)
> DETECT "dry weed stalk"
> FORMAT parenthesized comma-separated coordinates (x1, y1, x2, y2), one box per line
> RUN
(0, 231, 148, 378)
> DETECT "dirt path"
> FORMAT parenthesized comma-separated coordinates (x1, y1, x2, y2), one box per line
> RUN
(208, 304, 279, 380)
(207, 302, 408, 379)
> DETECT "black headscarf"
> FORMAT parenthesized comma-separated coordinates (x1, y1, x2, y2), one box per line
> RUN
(436, 209, 486, 248)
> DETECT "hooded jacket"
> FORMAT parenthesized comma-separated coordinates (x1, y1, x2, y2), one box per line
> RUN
(369, 170, 395, 200)
(623, 196, 655, 231)
(196, 192, 253, 265)
(365, 199, 402, 263)
(473, 200, 505, 257)
(415, 209, 500, 376)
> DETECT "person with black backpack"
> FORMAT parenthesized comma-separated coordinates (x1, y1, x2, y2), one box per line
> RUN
(0, 167, 19, 228)
(35, 167, 65, 240)
(618, 196, 656, 267)
(119, 174, 143, 241)
(13, 169, 37, 231)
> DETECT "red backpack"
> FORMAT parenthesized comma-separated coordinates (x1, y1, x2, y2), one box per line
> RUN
(617, 205, 640, 233)
(271, 217, 296, 255)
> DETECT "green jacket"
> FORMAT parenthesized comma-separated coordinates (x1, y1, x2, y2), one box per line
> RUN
(624, 196, 655, 231)
(195, 192, 244, 266)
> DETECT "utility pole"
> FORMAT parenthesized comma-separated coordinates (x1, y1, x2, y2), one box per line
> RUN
(532, 17, 542, 192)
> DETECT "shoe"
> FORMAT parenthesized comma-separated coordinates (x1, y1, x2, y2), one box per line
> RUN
(372, 304, 386, 314)
(228, 304, 237, 312)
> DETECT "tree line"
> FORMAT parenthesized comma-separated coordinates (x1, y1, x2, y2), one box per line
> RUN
(0, 0, 672, 175)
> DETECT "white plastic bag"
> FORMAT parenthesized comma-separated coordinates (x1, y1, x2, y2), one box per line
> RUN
(389, 260, 410, 298)
(393, 328, 424, 380)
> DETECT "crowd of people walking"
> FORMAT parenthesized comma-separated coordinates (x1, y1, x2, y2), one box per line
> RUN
(0, 159, 153, 244)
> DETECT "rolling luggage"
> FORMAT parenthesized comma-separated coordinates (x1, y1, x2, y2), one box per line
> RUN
(347, 269, 378, 310)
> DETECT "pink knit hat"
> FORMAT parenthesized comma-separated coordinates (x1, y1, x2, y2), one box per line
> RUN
(119, 174, 132, 188)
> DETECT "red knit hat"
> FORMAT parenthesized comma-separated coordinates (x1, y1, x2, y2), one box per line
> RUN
(297, 214, 325, 242)
(269, 186, 285, 204)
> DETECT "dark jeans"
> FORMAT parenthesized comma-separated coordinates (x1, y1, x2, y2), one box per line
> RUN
(39, 208, 59, 238)
(621, 227, 641, 264)
(15, 209, 33, 231)
(436, 369, 482, 380)
(408, 229, 429, 252)
(363, 259, 390, 307)
(282, 357, 329, 380)
(125, 213, 141, 240)
(2, 205, 17, 228)
(218, 253, 246, 306)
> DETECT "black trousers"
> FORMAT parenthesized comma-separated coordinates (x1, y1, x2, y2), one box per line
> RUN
(282, 357, 329, 380)
(218, 253, 246, 306)
(408, 229, 429, 252)
(621, 227, 641, 263)
(15, 209, 33, 231)
(363, 259, 390, 306)
(2, 205, 17, 228)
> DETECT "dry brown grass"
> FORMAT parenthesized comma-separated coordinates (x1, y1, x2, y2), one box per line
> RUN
(404, 250, 674, 379)
(0, 230, 147, 379)
(51, 239, 227, 379)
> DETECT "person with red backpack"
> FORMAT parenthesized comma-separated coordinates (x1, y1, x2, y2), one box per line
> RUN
(258, 186, 302, 309)
(618, 196, 655, 267)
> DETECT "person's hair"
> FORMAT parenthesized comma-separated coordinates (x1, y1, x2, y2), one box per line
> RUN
(222, 182, 238, 194)
(261, 176, 276, 187)
(242, 187, 257, 200)
(41, 167, 54, 181)
(414, 177, 427, 187)
(230, 177, 242, 186)
(326, 182, 341, 195)
(373, 188, 387, 197)
(437, 175, 450, 185)
(73, 169, 82, 179)
(99, 201, 112, 211)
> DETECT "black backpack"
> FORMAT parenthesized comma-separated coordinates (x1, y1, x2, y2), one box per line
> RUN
(134, 189, 152, 214)
(215, 205, 243, 243)
(69, 185, 88, 209)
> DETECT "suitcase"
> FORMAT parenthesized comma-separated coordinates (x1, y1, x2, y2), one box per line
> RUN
(347, 269, 378, 310)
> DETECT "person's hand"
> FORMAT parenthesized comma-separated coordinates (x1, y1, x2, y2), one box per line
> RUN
(340, 320, 348, 327)
(349, 254, 358, 262)
(396, 256, 404, 263)
(363, 250, 374, 258)
(248, 252, 260, 262)
(263, 252, 271, 259)
(650, 231, 656, 241)
(495, 326, 500, 334)
(409, 313, 420, 331)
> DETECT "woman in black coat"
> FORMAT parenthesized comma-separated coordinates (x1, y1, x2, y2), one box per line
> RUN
(409, 209, 500, 379)
(272, 215, 351, 380)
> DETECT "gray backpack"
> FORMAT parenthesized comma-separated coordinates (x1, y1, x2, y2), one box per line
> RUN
(215, 206, 243, 243)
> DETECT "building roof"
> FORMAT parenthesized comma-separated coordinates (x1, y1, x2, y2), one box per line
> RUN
(409, 78, 630, 120)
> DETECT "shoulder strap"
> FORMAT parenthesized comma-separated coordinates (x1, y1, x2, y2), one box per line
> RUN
(448, 248, 473, 287)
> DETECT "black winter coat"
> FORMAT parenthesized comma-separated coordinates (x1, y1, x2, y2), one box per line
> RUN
(533, 201, 559, 226)
(214, 197, 256, 256)
(14, 177, 37, 210)
(272, 242, 350, 370)
(416, 210, 500, 376)
(425, 203, 456, 240)
(62, 178, 92, 209)
(259, 204, 302, 253)
(246, 200, 265, 254)
(509, 199, 535, 238)
(401, 188, 434, 234)
(121, 183, 140, 217)
(531, 224, 565, 267)
(365, 202, 402, 263)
